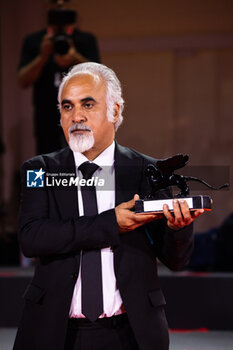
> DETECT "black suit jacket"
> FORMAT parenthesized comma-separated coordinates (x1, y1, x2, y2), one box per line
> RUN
(13, 143, 193, 350)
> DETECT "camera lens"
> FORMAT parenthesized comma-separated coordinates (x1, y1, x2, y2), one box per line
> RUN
(53, 34, 70, 55)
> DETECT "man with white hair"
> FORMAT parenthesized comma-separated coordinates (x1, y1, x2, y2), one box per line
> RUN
(13, 62, 204, 350)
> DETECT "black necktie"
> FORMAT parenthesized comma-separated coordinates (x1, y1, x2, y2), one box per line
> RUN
(79, 161, 103, 322)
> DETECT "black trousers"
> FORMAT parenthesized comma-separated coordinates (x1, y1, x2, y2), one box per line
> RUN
(64, 314, 139, 350)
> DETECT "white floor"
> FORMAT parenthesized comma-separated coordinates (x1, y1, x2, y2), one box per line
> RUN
(0, 329, 17, 350)
(1, 328, 233, 350)
(169, 330, 233, 350)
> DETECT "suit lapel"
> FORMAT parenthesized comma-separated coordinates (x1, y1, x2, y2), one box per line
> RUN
(114, 142, 145, 275)
(114, 142, 144, 205)
(46, 147, 79, 220)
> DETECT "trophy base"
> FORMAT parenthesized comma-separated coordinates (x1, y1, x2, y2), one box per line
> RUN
(135, 195, 212, 214)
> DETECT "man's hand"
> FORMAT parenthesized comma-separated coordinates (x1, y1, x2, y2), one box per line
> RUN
(40, 34, 54, 62)
(163, 199, 204, 230)
(18, 33, 54, 88)
(115, 194, 162, 233)
(54, 40, 87, 68)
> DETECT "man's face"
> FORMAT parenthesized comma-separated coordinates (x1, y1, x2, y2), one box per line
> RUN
(60, 73, 117, 159)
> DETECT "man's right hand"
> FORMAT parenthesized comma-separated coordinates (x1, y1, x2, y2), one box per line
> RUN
(115, 194, 162, 233)
(40, 34, 54, 61)
(18, 34, 54, 88)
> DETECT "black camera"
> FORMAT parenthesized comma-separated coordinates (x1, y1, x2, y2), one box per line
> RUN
(47, 9, 77, 55)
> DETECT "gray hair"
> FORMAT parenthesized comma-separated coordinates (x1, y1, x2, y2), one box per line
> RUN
(58, 62, 124, 131)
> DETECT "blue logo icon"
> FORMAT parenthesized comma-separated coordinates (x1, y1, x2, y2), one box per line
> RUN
(27, 168, 45, 187)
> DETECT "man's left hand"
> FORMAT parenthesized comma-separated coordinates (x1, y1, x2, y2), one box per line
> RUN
(163, 199, 204, 230)
(54, 40, 87, 68)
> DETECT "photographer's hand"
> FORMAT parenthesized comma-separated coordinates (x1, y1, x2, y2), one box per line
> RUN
(40, 33, 54, 61)
(54, 39, 88, 68)
(18, 33, 54, 88)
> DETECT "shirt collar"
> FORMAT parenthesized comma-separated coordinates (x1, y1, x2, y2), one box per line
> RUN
(73, 141, 115, 169)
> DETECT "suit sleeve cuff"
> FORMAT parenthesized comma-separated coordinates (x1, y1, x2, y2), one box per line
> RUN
(165, 222, 193, 240)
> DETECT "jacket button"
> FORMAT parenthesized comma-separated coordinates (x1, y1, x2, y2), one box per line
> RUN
(71, 273, 78, 279)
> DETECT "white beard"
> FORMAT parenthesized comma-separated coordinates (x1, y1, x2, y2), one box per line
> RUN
(69, 131, 95, 153)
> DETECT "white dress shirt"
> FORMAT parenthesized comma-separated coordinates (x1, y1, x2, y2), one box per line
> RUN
(69, 141, 124, 318)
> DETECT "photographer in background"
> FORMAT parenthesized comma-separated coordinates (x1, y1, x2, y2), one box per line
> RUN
(18, 0, 100, 155)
